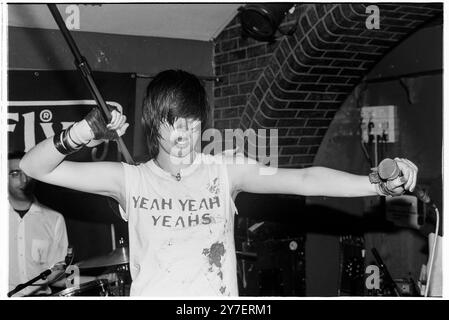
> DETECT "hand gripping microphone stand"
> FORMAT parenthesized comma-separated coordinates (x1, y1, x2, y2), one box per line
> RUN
(47, 4, 135, 165)
(47, 4, 134, 218)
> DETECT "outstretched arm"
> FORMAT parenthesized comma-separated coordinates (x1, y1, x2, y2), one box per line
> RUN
(227, 156, 417, 197)
(20, 110, 129, 207)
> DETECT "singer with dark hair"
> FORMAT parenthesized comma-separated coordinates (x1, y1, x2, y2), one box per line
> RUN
(20, 69, 418, 296)
(142, 69, 209, 160)
(8, 151, 68, 296)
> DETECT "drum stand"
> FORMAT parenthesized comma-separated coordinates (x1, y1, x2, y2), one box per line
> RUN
(115, 264, 129, 296)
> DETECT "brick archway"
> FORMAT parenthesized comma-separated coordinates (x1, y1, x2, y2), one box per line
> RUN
(213, 3, 442, 167)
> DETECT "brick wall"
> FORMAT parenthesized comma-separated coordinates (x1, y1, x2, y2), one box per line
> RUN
(212, 3, 442, 167)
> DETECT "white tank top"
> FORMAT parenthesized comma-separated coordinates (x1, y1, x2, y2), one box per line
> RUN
(120, 153, 239, 296)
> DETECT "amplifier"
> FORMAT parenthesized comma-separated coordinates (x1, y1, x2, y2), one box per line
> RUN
(237, 236, 306, 296)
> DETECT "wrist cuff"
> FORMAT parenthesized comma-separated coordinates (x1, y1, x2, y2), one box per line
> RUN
(53, 128, 84, 155)
(70, 121, 93, 145)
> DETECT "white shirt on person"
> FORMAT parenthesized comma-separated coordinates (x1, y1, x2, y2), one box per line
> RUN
(119, 153, 239, 297)
(9, 199, 68, 297)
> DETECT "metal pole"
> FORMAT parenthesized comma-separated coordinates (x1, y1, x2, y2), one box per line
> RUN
(47, 4, 135, 165)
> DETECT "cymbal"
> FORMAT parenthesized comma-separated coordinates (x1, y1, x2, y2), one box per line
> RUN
(77, 247, 129, 269)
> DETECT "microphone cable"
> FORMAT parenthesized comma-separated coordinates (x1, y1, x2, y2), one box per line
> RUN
(424, 204, 440, 297)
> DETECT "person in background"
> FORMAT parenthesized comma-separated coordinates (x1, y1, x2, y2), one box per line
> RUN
(8, 151, 68, 296)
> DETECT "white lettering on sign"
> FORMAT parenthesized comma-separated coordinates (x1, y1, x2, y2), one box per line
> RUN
(8, 113, 19, 132)
(8, 100, 123, 154)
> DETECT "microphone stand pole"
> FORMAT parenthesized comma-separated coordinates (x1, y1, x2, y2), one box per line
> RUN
(47, 4, 135, 165)
(371, 248, 401, 296)
(7, 269, 52, 297)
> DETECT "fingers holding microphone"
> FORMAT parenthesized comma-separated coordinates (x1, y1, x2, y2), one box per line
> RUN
(374, 157, 419, 197)
(394, 157, 418, 192)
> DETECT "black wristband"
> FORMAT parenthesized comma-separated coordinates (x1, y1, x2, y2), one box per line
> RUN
(53, 131, 69, 155)
(66, 125, 83, 147)
(368, 169, 381, 184)
(62, 124, 85, 151)
(53, 128, 83, 155)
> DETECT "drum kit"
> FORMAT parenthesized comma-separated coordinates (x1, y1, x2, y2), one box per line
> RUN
(52, 246, 131, 297)
(51, 246, 257, 297)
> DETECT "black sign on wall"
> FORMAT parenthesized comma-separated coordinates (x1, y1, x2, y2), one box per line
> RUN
(7, 71, 136, 251)
(8, 70, 136, 161)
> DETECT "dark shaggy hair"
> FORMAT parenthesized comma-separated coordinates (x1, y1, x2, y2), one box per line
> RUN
(142, 70, 209, 159)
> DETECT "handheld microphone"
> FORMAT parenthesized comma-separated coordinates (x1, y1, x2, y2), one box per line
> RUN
(378, 158, 432, 205)
(379, 158, 441, 235)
